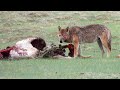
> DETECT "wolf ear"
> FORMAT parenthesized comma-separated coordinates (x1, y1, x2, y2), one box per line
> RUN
(58, 26, 61, 31)
(66, 27, 69, 32)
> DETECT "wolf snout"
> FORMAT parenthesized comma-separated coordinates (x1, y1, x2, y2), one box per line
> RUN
(60, 40, 63, 43)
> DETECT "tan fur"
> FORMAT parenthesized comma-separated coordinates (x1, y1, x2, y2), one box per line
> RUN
(72, 34, 79, 58)
(100, 32, 111, 57)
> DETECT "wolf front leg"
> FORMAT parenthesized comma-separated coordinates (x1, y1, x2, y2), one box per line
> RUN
(78, 44, 81, 57)
(73, 35, 79, 58)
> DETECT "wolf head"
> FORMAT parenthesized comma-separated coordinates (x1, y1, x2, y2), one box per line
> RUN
(58, 26, 70, 43)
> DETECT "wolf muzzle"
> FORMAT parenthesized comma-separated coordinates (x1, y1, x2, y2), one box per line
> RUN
(60, 40, 63, 43)
(60, 39, 68, 43)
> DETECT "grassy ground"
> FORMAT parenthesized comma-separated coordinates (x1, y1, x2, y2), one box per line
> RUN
(0, 11, 120, 79)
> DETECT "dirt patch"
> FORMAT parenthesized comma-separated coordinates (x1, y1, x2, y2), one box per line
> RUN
(28, 12, 49, 18)
(55, 16, 72, 20)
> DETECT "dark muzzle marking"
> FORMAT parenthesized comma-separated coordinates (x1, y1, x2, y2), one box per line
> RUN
(60, 40, 63, 43)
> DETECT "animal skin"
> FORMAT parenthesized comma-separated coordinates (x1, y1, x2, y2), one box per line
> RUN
(0, 37, 46, 59)
(10, 37, 46, 59)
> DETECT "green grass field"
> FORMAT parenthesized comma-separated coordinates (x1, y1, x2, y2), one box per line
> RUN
(0, 11, 120, 79)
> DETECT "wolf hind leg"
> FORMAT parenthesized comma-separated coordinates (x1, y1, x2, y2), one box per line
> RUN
(78, 45, 81, 57)
(100, 32, 111, 57)
(97, 38, 105, 57)
(108, 38, 111, 52)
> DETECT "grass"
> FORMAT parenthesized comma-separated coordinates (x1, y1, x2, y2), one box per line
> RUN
(1, 58, 120, 79)
(0, 11, 120, 79)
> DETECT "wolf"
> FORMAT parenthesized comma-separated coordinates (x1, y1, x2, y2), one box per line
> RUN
(58, 24, 112, 58)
